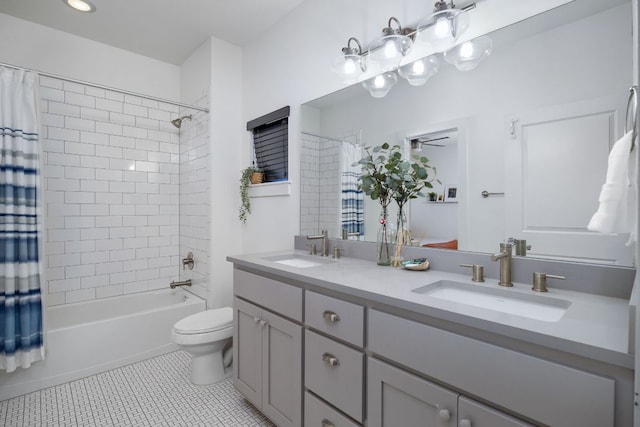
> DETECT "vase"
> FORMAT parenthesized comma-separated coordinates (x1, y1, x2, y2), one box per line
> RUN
(392, 207, 410, 267)
(376, 208, 392, 266)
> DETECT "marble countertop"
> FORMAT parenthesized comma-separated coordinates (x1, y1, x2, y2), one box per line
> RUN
(227, 250, 633, 369)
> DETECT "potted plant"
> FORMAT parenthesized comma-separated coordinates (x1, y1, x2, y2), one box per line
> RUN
(428, 192, 437, 202)
(239, 165, 263, 223)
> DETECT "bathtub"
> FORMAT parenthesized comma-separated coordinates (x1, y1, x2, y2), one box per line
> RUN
(0, 288, 205, 401)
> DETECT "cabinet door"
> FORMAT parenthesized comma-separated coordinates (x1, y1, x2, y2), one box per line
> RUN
(458, 396, 534, 427)
(261, 309, 302, 427)
(233, 297, 263, 408)
(368, 358, 458, 427)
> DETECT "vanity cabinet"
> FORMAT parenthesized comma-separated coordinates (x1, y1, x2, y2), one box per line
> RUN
(368, 309, 615, 427)
(368, 357, 533, 427)
(304, 291, 365, 425)
(233, 270, 303, 427)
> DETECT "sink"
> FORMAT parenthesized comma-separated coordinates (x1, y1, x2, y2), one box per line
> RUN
(412, 280, 571, 322)
(263, 254, 336, 268)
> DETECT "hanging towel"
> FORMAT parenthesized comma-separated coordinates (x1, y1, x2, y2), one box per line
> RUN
(587, 130, 635, 236)
(340, 143, 364, 236)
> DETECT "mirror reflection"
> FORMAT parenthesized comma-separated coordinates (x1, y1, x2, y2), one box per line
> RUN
(300, 0, 633, 266)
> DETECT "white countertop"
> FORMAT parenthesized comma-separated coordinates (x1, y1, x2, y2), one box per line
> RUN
(227, 250, 633, 369)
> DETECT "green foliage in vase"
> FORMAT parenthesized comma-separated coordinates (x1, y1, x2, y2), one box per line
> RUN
(354, 142, 439, 210)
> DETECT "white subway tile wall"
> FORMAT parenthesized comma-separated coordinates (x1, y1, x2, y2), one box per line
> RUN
(178, 98, 210, 301)
(41, 76, 183, 306)
(299, 132, 344, 239)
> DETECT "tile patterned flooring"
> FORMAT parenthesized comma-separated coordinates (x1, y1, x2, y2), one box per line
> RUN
(0, 351, 275, 427)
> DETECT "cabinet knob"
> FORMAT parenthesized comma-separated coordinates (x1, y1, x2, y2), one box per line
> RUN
(459, 419, 472, 427)
(322, 352, 340, 367)
(322, 310, 341, 323)
(253, 317, 260, 323)
(438, 409, 451, 421)
(321, 419, 336, 427)
(259, 319, 267, 328)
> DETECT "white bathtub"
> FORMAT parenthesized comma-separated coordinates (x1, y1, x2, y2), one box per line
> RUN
(0, 288, 205, 401)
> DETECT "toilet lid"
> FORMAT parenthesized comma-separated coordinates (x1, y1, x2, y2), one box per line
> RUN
(173, 307, 233, 334)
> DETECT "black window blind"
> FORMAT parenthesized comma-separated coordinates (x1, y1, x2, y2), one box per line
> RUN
(247, 106, 289, 183)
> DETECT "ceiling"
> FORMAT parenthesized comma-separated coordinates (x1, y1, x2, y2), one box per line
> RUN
(0, 0, 306, 65)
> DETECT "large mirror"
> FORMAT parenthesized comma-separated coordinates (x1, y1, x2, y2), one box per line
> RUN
(301, 0, 634, 266)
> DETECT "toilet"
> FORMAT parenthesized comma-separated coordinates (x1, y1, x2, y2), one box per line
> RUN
(171, 307, 234, 385)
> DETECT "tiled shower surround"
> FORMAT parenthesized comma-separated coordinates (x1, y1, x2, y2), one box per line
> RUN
(40, 76, 208, 306)
(300, 132, 358, 239)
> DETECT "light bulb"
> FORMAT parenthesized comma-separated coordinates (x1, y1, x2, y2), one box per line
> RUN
(64, 0, 96, 12)
(374, 75, 385, 88)
(434, 17, 451, 38)
(343, 58, 356, 75)
(459, 42, 474, 59)
(412, 61, 425, 74)
(384, 40, 398, 59)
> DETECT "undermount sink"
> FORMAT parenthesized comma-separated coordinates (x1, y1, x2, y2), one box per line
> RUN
(412, 280, 571, 322)
(263, 254, 336, 268)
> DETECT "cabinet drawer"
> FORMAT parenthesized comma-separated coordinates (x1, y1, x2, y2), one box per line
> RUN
(305, 330, 364, 422)
(234, 268, 302, 321)
(305, 291, 364, 347)
(368, 309, 614, 427)
(305, 392, 360, 427)
(458, 396, 534, 427)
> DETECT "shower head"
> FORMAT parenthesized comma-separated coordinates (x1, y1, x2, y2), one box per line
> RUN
(171, 115, 192, 129)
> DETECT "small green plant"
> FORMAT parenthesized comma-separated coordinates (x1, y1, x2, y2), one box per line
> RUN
(428, 192, 437, 201)
(239, 165, 261, 223)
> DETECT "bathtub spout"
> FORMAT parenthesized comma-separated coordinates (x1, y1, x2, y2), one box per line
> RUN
(170, 279, 192, 289)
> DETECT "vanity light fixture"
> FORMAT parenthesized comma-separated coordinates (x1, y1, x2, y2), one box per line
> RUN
(443, 35, 493, 71)
(331, 37, 367, 84)
(63, 0, 96, 13)
(415, 1, 472, 53)
(368, 17, 414, 72)
(362, 72, 398, 98)
(397, 55, 440, 86)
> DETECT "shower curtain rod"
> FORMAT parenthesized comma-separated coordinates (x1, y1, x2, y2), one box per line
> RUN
(0, 61, 209, 113)
(301, 131, 361, 146)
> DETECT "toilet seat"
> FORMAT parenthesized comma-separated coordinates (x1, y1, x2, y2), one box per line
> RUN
(173, 307, 233, 335)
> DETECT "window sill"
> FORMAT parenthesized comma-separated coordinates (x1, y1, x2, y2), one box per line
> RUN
(249, 181, 291, 198)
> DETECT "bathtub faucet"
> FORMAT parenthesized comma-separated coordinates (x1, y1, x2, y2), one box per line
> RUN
(170, 279, 192, 289)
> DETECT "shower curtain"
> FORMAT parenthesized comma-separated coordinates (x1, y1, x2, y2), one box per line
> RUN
(0, 67, 45, 372)
(340, 142, 364, 236)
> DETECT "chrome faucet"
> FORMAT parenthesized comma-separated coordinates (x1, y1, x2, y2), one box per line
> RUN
(307, 230, 328, 256)
(490, 243, 513, 287)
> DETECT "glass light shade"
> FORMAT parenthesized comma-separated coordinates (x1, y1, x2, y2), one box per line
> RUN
(331, 53, 365, 84)
(398, 56, 440, 86)
(444, 36, 493, 71)
(361, 72, 398, 98)
(368, 35, 413, 72)
(415, 8, 470, 53)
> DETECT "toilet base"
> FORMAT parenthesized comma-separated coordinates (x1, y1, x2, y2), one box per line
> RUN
(189, 348, 231, 385)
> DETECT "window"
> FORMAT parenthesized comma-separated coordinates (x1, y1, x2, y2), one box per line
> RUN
(247, 106, 290, 183)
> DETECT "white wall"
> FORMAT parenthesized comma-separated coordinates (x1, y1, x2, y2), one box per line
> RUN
(0, 13, 180, 101)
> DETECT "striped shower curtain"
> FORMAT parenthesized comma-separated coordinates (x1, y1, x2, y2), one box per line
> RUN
(0, 67, 45, 372)
(340, 143, 364, 236)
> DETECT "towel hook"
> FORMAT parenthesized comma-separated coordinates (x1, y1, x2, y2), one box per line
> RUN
(625, 85, 637, 151)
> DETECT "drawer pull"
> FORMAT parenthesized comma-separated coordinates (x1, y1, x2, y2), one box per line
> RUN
(321, 419, 335, 427)
(438, 409, 451, 421)
(322, 352, 340, 367)
(322, 310, 341, 323)
(459, 419, 472, 427)
(259, 319, 267, 328)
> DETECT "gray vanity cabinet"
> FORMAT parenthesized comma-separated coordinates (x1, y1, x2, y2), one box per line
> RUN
(233, 269, 303, 427)
(368, 357, 458, 427)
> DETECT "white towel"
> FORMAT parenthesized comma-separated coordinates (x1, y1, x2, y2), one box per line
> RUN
(587, 131, 635, 236)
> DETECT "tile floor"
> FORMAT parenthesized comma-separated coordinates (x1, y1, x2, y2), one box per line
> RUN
(0, 351, 275, 427)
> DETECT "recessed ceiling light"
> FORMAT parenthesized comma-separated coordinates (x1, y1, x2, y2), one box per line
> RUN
(63, 0, 96, 13)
